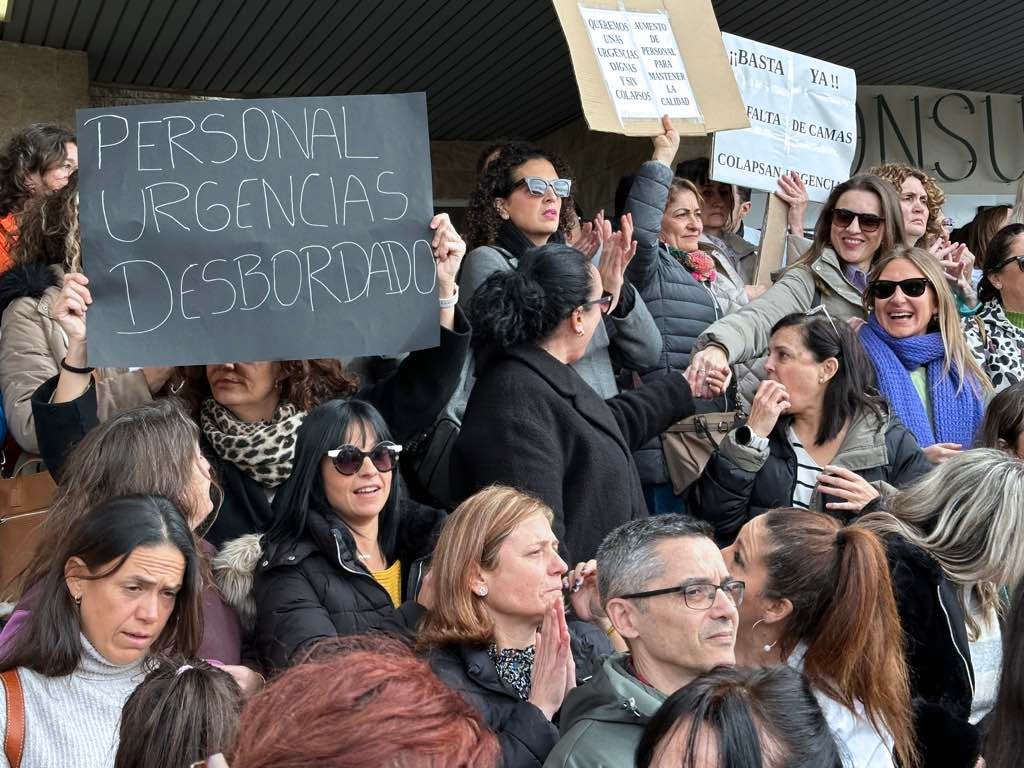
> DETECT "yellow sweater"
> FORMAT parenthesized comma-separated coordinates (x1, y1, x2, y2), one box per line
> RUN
(371, 560, 402, 608)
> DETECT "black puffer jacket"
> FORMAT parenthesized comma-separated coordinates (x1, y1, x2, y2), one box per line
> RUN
(884, 535, 980, 768)
(623, 160, 725, 485)
(428, 643, 559, 768)
(252, 500, 444, 672)
(689, 408, 932, 545)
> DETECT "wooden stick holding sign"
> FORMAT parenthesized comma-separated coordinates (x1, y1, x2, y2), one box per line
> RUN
(755, 194, 790, 287)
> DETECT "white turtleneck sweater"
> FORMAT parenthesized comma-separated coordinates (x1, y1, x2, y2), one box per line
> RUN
(0, 635, 145, 768)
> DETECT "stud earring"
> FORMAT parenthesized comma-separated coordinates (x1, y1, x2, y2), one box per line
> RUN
(74, 593, 82, 607)
(476, 586, 488, 597)
(575, 327, 585, 337)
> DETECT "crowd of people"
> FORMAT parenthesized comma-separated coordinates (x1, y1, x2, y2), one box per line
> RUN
(0, 109, 1023, 768)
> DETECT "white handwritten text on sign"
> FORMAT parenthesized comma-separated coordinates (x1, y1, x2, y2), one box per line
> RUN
(77, 93, 438, 367)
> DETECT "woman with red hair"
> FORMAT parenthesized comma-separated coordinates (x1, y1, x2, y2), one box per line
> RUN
(229, 636, 500, 768)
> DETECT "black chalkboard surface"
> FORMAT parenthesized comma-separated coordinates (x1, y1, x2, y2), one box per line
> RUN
(76, 92, 439, 367)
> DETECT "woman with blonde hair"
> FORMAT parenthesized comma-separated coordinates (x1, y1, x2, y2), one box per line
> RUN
(858, 246, 990, 464)
(871, 162, 980, 314)
(422, 485, 601, 768)
(857, 449, 1024, 767)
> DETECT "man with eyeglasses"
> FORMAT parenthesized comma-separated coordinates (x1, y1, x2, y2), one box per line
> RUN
(544, 516, 740, 768)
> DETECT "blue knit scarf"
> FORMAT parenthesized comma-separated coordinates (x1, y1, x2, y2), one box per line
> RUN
(858, 314, 984, 448)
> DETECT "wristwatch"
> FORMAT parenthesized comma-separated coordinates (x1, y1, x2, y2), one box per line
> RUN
(735, 425, 769, 450)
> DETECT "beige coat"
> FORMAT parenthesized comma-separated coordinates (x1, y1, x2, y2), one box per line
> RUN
(0, 270, 152, 454)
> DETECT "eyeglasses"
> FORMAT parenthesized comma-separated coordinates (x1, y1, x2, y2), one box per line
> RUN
(325, 442, 402, 475)
(580, 291, 614, 315)
(511, 176, 572, 198)
(868, 277, 932, 300)
(619, 579, 745, 610)
(805, 304, 841, 340)
(993, 255, 1024, 273)
(832, 208, 883, 233)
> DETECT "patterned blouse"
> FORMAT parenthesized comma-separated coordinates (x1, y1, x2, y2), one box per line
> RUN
(488, 644, 535, 701)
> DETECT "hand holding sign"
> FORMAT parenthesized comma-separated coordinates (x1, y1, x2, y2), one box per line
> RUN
(52, 273, 91, 348)
(652, 115, 680, 167)
(775, 171, 809, 236)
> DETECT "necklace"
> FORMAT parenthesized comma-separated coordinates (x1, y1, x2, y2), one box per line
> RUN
(357, 551, 372, 561)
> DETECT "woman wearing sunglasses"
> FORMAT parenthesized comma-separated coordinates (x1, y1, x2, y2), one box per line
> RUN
(249, 398, 444, 671)
(689, 311, 930, 546)
(689, 175, 905, 405)
(454, 242, 700, 563)
(722, 509, 917, 768)
(459, 142, 661, 400)
(871, 162, 982, 318)
(965, 223, 1024, 392)
(858, 246, 991, 464)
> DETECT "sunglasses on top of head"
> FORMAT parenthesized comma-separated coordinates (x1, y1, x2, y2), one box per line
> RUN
(511, 176, 572, 198)
(868, 277, 932, 300)
(832, 208, 883, 233)
(325, 442, 402, 475)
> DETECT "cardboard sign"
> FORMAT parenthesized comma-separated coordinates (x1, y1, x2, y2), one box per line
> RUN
(712, 34, 857, 202)
(553, 0, 748, 137)
(76, 93, 439, 368)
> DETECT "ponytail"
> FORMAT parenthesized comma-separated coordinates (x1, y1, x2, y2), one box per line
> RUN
(466, 243, 592, 351)
(763, 510, 917, 768)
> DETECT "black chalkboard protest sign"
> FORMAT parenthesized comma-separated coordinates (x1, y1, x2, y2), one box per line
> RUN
(76, 93, 439, 367)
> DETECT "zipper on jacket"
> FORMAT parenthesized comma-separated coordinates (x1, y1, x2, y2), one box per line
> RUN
(936, 584, 975, 697)
(331, 528, 375, 581)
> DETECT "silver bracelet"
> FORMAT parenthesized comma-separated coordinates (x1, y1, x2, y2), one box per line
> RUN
(439, 284, 459, 309)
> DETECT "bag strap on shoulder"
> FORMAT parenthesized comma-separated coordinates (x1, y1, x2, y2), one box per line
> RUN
(1, 668, 25, 768)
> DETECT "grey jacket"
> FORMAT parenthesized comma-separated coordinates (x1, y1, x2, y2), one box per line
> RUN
(622, 160, 725, 484)
(696, 244, 867, 405)
(459, 245, 663, 399)
(543, 653, 664, 768)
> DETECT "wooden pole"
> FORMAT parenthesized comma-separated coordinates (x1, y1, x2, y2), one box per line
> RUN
(753, 193, 789, 286)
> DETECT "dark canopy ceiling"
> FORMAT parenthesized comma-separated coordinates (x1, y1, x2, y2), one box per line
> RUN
(4, 0, 1021, 140)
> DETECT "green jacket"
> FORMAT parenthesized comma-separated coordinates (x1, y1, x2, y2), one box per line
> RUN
(543, 654, 666, 768)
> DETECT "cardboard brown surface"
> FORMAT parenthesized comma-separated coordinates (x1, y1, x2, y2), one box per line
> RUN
(754, 193, 790, 286)
(553, 0, 748, 137)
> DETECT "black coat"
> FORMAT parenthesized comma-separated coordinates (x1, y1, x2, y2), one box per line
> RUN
(452, 344, 695, 562)
(428, 643, 559, 768)
(252, 499, 444, 672)
(885, 535, 980, 768)
(689, 409, 932, 545)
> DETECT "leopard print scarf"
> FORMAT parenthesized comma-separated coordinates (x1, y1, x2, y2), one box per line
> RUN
(200, 398, 305, 488)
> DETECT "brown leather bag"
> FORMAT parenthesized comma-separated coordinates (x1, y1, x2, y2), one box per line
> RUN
(0, 458, 56, 603)
(662, 412, 738, 495)
(1, 668, 25, 768)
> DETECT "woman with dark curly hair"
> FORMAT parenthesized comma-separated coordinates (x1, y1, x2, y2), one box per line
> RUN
(0, 175, 163, 457)
(0, 122, 76, 273)
(453, 241, 701, 562)
(458, 143, 661, 399)
(33, 212, 471, 545)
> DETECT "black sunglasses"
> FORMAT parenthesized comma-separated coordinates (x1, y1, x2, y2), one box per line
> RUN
(619, 579, 745, 610)
(580, 291, 614, 315)
(511, 176, 572, 198)
(993, 255, 1024, 273)
(325, 442, 402, 475)
(868, 277, 932, 300)
(832, 208, 884, 233)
